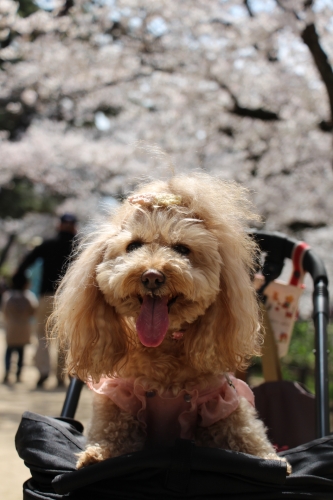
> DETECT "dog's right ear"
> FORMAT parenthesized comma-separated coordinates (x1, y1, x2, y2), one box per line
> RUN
(49, 235, 130, 382)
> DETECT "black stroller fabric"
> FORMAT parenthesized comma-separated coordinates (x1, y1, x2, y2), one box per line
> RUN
(16, 411, 333, 500)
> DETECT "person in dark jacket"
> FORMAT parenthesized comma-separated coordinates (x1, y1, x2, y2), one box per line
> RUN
(13, 213, 77, 388)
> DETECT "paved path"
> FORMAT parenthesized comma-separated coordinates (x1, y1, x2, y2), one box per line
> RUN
(0, 329, 92, 500)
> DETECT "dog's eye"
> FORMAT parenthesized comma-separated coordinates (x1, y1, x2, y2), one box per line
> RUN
(126, 241, 143, 253)
(172, 244, 190, 256)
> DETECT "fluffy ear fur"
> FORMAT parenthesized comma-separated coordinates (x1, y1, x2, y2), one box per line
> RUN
(163, 175, 263, 373)
(49, 231, 132, 382)
(183, 236, 262, 374)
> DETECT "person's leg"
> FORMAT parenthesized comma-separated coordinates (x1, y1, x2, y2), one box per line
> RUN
(16, 346, 24, 382)
(35, 295, 53, 387)
(3, 346, 12, 382)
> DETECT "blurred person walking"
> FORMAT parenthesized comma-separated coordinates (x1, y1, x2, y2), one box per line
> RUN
(13, 213, 77, 388)
(2, 273, 38, 384)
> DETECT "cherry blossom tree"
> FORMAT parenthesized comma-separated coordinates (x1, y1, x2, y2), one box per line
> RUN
(0, 0, 333, 295)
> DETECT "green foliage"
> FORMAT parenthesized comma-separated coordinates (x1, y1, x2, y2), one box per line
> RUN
(0, 105, 26, 136)
(282, 320, 316, 369)
(17, 0, 39, 17)
(0, 177, 64, 219)
(250, 319, 333, 401)
(281, 320, 333, 399)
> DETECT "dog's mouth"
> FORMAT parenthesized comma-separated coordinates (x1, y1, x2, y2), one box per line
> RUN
(137, 295, 177, 309)
(136, 295, 177, 347)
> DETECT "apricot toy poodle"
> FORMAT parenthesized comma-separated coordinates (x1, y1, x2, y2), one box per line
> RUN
(50, 173, 290, 474)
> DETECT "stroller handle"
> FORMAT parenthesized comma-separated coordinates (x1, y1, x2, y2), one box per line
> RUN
(61, 377, 84, 419)
(250, 230, 328, 285)
(251, 229, 330, 438)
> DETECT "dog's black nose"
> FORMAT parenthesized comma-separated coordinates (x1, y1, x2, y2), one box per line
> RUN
(141, 269, 165, 290)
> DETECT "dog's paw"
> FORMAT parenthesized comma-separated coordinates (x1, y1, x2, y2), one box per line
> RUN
(265, 453, 292, 475)
(280, 457, 292, 476)
(76, 445, 111, 469)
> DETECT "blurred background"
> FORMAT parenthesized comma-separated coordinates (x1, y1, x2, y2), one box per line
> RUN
(0, 0, 333, 498)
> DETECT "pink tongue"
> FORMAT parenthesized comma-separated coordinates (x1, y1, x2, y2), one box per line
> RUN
(136, 295, 169, 347)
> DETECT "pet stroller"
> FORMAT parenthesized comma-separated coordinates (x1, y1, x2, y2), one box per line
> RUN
(16, 230, 333, 499)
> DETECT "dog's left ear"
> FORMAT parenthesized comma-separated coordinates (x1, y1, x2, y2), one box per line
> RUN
(184, 234, 262, 373)
(48, 234, 131, 382)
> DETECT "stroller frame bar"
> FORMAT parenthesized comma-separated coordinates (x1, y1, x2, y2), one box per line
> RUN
(252, 230, 330, 438)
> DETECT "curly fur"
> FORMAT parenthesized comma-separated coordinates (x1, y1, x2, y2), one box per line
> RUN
(49, 173, 290, 474)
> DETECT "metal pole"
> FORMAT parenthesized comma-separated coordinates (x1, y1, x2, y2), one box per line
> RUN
(61, 377, 84, 418)
(313, 280, 330, 437)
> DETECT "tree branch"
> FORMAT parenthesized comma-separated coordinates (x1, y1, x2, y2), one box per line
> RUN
(212, 78, 280, 121)
(244, 0, 254, 18)
(232, 104, 279, 121)
(301, 23, 333, 126)
(57, 0, 74, 17)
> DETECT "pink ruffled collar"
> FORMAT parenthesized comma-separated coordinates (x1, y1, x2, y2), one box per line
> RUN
(88, 374, 254, 446)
